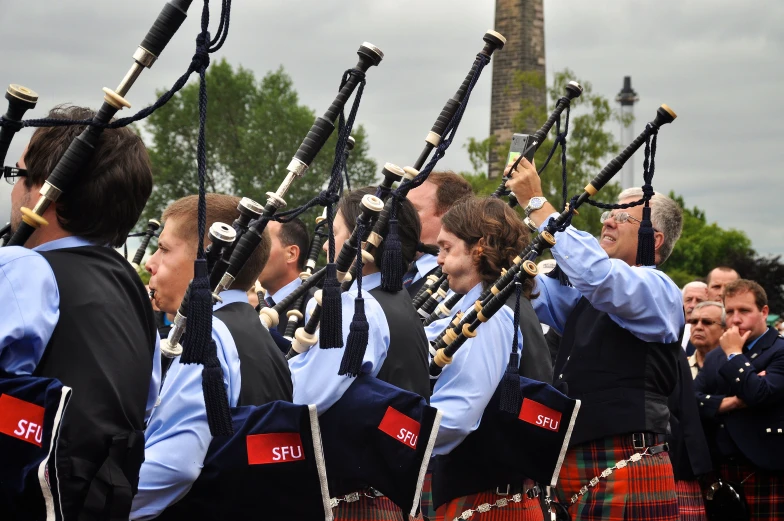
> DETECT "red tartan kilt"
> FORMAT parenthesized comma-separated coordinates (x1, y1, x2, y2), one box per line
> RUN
(431, 489, 543, 521)
(332, 494, 409, 520)
(718, 460, 784, 521)
(676, 479, 707, 521)
(555, 435, 678, 521)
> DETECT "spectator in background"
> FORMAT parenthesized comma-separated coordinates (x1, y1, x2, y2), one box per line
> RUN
(706, 266, 739, 302)
(682, 281, 708, 355)
(687, 301, 725, 378)
(694, 279, 784, 521)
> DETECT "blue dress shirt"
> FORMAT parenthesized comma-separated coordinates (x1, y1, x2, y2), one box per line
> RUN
(0, 236, 161, 416)
(429, 282, 523, 455)
(268, 275, 302, 306)
(131, 289, 248, 520)
(532, 213, 684, 343)
(289, 272, 390, 414)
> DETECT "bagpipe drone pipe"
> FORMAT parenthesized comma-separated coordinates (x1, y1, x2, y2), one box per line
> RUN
(426, 104, 676, 504)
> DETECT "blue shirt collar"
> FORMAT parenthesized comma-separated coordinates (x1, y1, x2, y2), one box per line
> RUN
(33, 236, 99, 252)
(416, 254, 439, 278)
(269, 276, 302, 304)
(456, 283, 484, 313)
(213, 289, 248, 311)
(745, 330, 766, 351)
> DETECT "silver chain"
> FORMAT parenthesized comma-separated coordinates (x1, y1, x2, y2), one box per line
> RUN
(329, 489, 383, 509)
(544, 446, 653, 513)
(452, 493, 524, 521)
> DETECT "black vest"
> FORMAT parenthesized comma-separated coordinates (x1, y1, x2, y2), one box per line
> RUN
(213, 302, 293, 406)
(505, 294, 554, 383)
(556, 297, 679, 445)
(369, 287, 431, 400)
(37, 246, 157, 520)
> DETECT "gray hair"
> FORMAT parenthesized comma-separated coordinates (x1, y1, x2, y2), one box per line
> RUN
(618, 187, 683, 264)
(682, 281, 707, 296)
(693, 300, 726, 327)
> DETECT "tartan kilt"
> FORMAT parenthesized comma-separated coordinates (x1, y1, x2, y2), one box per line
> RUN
(718, 460, 784, 521)
(333, 494, 409, 520)
(422, 471, 436, 520)
(555, 435, 678, 521)
(676, 479, 707, 521)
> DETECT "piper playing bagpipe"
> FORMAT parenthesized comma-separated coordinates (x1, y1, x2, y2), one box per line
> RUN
(133, 194, 298, 519)
(505, 105, 682, 520)
(0, 105, 160, 520)
(425, 196, 580, 521)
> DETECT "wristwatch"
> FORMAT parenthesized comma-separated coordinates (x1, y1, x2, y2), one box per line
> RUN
(523, 216, 538, 233)
(524, 196, 547, 217)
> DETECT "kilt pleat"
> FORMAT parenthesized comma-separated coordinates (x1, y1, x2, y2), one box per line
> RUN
(431, 488, 543, 521)
(555, 435, 678, 521)
(675, 479, 707, 521)
(332, 494, 408, 521)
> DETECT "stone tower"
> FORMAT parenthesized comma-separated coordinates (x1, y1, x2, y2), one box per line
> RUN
(488, 0, 546, 178)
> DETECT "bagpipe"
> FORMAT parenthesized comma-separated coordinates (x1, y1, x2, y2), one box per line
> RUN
(0, 84, 39, 166)
(4, 0, 197, 247)
(425, 105, 676, 510)
(129, 218, 161, 270)
(409, 81, 584, 318)
(430, 104, 678, 379)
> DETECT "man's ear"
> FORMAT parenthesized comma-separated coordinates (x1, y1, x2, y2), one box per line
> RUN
(652, 230, 665, 262)
(286, 244, 300, 266)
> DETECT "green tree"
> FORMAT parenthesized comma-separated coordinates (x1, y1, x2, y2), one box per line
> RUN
(464, 69, 629, 236)
(140, 59, 378, 225)
(663, 193, 784, 312)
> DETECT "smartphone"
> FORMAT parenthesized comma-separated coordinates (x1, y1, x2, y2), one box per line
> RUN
(506, 133, 536, 167)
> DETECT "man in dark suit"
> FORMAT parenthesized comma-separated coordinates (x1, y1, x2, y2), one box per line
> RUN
(694, 279, 784, 520)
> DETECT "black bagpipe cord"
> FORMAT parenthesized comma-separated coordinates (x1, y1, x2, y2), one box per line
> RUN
(380, 52, 492, 291)
(264, 70, 368, 348)
(338, 217, 369, 376)
(499, 277, 524, 414)
(173, 0, 235, 437)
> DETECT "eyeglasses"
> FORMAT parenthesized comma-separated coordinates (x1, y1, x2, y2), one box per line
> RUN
(599, 211, 641, 226)
(2, 166, 27, 185)
(687, 317, 721, 327)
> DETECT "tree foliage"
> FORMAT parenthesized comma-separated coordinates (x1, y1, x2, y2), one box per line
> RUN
(663, 193, 784, 312)
(463, 69, 627, 236)
(140, 58, 378, 226)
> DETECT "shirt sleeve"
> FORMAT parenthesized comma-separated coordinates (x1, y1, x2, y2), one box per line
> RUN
(131, 318, 241, 520)
(0, 247, 60, 375)
(430, 306, 521, 455)
(541, 212, 684, 343)
(289, 291, 389, 414)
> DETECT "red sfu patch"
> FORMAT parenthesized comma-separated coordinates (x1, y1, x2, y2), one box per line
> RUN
(246, 432, 305, 465)
(0, 393, 46, 447)
(518, 398, 562, 432)
(378, 406, 420, 449)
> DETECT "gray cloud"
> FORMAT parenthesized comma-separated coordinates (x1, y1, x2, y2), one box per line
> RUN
(1, 0, 781, 258)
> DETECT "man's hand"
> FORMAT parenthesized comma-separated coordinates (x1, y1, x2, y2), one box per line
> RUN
(504, 157, 542, 208)
(718, 396, 747, 414)
(720, 326, 750, 357)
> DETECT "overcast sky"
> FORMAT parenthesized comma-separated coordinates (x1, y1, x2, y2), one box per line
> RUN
(1, 0, 782, 257)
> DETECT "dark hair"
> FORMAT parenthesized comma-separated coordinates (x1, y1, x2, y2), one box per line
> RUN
(427, 171, 474, 215)
(24, 105, 153, 247)
(278, 218, 309, 272)
(337, 187, 421, 276)
(441, 196, 533, 296)
(163, 193, 271, 291)
(723, 279, 767, 310)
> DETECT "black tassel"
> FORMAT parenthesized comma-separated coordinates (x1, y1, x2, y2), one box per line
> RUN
(636, 204, 656, 266)
(201, 340, 234, 436)
(319, 263, 343, 348)
(181, 259, 211, 365)
(545, 264, 572, 287)
(499, 352, 522, 414)
(380, 216, 403, 291)
(338, 298, 370, 377)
